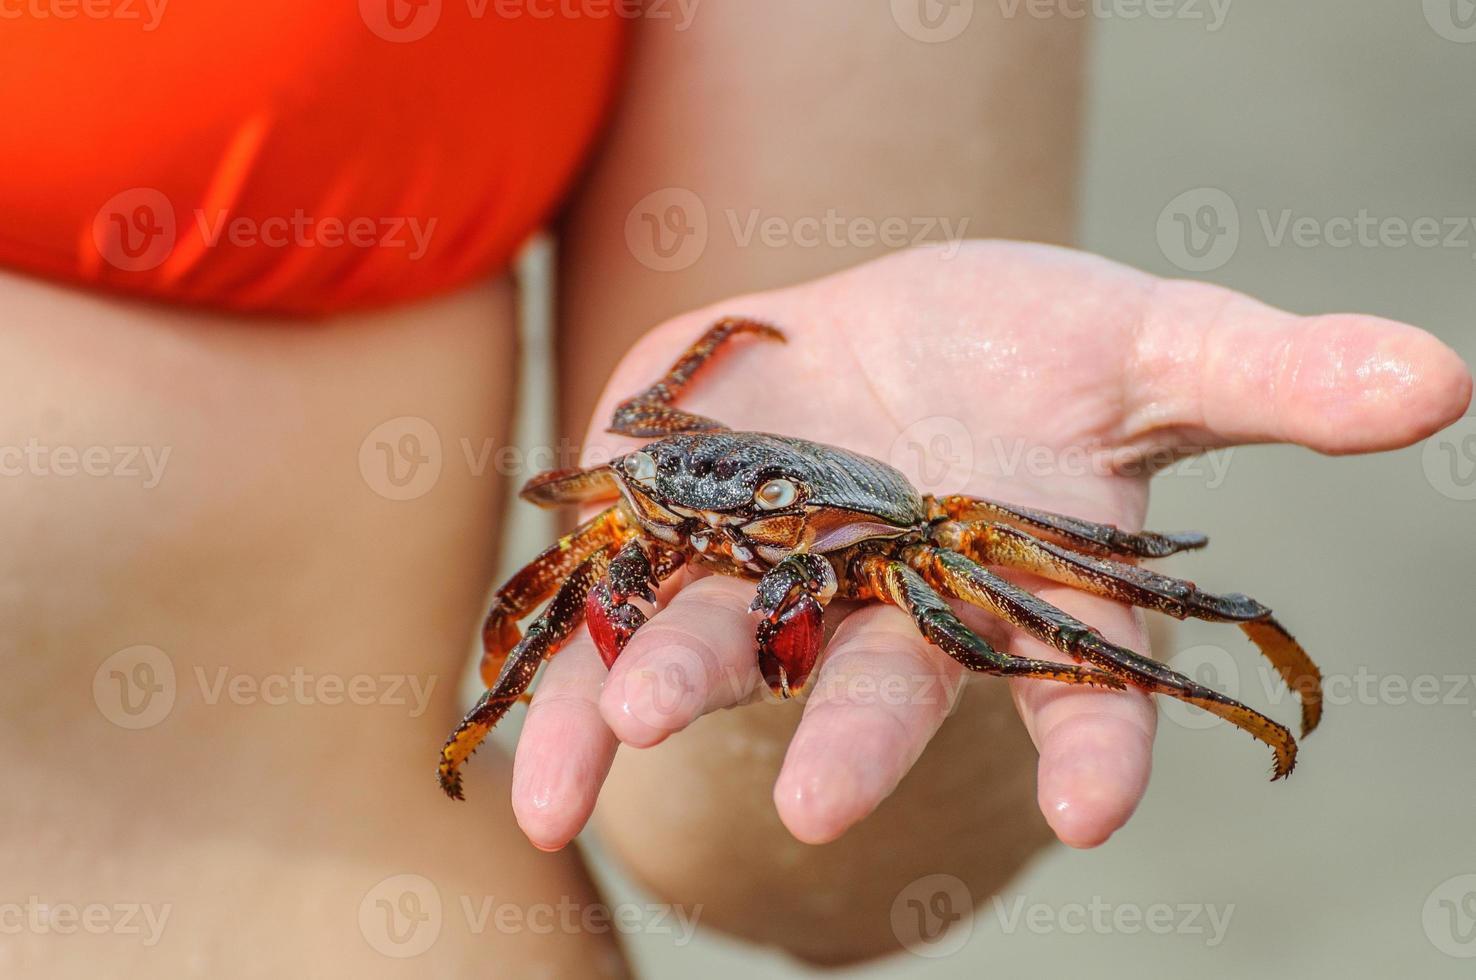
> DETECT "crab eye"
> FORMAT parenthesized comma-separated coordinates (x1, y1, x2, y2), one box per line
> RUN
(623, 451, 656, 482)
(754, 478, 798, 510)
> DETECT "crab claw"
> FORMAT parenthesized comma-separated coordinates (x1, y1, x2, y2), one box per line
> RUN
(586, 580, 647, 668)
(756, 594, 824, 699)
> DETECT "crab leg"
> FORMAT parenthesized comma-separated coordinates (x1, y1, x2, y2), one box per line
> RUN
(850, 553, 1127, 690)
(608, 317, 785, 437)
(520, 465, 620, 509)
(937, 520, 1323, 737)
(749, 554, 838, 698)
(586, 537, 687, 667)
(478, 505, 627, 686)
(930, 494, 1207, 558)
(909, 545, 1299, 779)
(440, 546, 617, 800)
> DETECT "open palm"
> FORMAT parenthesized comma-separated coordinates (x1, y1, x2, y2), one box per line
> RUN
(508, 242, 1470, 850)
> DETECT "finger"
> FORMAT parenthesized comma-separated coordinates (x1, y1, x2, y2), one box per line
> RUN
(598, 574, 765, 747)
(1129, 280, 1472, 455)
(771, 602, 965, 845)
(511, 632, 619, 851)
(1004, 586, 1155, 849)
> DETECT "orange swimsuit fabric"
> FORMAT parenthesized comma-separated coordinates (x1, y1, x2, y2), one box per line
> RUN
(0, 1, 627, 315)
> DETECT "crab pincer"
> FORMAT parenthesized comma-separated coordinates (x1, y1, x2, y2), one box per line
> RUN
(585, 540, 664, 668)
(750, 554, 837, 698)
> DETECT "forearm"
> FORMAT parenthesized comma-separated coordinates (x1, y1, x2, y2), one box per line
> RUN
(555, 2, 1086, 964)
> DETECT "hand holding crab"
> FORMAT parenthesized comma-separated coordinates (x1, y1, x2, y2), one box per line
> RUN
(444, 244, 1471, 850)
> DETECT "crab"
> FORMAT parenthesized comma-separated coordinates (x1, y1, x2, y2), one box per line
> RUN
(439, 318, 1324, 799)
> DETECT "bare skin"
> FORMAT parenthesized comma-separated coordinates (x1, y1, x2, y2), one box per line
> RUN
(7, 4, 1469, 976)
(553, 2, 1088, 963)
(0, 271, 627, 977)
(528, 244, 1472, 962)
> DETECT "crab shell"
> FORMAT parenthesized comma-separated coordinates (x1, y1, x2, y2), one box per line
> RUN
(611, 431, 926, 575)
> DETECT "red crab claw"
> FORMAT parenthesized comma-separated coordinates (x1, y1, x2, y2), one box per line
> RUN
(756, 594, 824, 699)
(586, 580, 649, 668)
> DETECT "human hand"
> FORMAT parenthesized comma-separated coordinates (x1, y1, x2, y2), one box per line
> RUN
(510, 242, 1471, 851)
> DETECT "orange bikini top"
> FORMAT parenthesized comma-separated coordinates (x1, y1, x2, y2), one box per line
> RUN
(0, 2, 626, 315)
